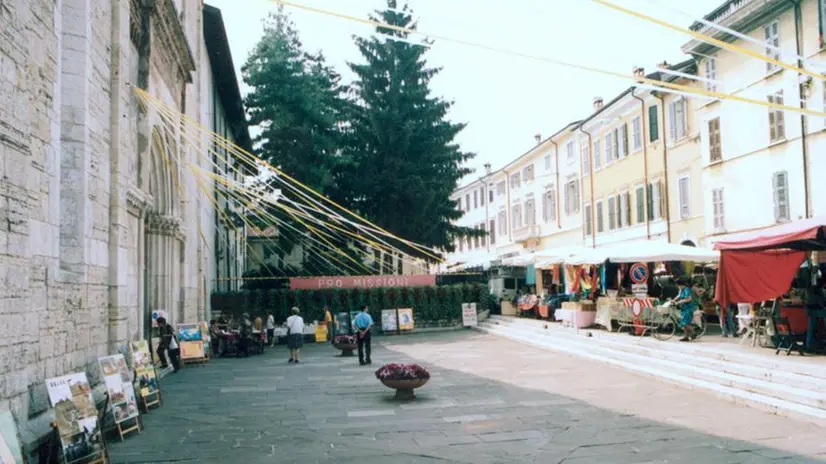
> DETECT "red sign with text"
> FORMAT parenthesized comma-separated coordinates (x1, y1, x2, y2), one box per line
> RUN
(289, 274, 437, 290)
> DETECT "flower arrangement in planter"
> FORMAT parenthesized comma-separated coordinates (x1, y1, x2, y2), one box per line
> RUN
(375, 363, 430, 400)
(333, 335, 358, 357)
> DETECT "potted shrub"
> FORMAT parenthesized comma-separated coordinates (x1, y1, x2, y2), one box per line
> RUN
(375, 363, 430, 400)
(333, 335, 358, 357)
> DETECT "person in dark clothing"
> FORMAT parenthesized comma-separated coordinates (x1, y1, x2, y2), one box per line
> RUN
(237, 313, 252, 357)
(156, 317, 180, 372)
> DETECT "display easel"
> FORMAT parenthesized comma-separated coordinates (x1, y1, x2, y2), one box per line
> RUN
(99, 393, 141, 442)
(48, 420, 110, 464)
(180, 341, 208, 367)
(114, 416, 141, 442)
(135, 367, 162, 413)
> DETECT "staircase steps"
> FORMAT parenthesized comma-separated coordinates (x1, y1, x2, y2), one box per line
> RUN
(476, 315, 826, 425)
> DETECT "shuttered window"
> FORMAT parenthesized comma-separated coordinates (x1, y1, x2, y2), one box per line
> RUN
(773, 171, 789, 222)
(608, 197, 617, 230)
(768, 92, 786, 142)
(712, 188, 724, 231)
(678, 176, 691, 219)
(649, 105, 659, 142)
(708, 117, 722, 162)
(635, 186, 645, 224)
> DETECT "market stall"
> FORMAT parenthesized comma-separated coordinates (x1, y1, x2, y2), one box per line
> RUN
(548, 247, 607, 328)
(599, 242, 719, 334)
(714, 216, 826, 351)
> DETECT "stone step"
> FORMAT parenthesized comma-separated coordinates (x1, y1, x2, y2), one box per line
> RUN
(482, 317, 826, 394)
(475, 320, 826, 425)
(481, 322, 826, 410)
(486, 315, 826, 382)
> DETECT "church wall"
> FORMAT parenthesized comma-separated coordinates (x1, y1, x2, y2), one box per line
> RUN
(0, 0, 226, 453)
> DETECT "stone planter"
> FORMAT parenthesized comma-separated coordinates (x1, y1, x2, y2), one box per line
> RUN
(380, 378, 429, 400)
(333, 343, 357, 357)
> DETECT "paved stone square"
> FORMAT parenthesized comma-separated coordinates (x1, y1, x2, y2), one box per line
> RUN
(109, 331, 826, 463)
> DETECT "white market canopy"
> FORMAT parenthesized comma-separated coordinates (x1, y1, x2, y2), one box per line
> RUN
(534, 245, 595, 268)
(534, 241, 719, 267)
(501, 252, 538, 267)
(604, 241, 719, 263)
(459, 251, 496, 270)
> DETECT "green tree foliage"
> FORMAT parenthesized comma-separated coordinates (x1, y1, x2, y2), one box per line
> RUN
(242, 7, 363, 273)
(339, 1, 481, 260)
(243, 7, 346, 195)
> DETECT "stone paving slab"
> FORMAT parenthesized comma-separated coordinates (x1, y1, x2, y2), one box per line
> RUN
(108, 331, 826, 462)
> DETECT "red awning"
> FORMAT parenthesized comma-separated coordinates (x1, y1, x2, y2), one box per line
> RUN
(714, 216, 826, 252)
(714, 249, 807, 308)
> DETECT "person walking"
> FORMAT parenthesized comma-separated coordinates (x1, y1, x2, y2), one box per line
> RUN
(719, 303, 738, 338)
(672, 278, 698, 342)
(156, 317, 180, 372)
(266, 312, 276, 347)
(286, 307, 304, 364)
(354, 305, 374, 366)
(323, 307, 334, 343)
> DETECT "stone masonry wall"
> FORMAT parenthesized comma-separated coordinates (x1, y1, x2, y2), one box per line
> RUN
(0, 0, 213, 453)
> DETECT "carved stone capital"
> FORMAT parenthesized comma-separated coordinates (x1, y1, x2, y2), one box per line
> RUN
(126, 188, 153, 218)
(146, 212, 183, 238)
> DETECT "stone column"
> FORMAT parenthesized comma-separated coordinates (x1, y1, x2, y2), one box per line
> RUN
(106, 0, 131, 354)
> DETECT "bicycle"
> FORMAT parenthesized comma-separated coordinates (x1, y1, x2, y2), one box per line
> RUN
(650, 304, 708, 341)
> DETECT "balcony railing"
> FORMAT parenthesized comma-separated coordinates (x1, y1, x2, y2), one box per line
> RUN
(512, 224, 541, 242)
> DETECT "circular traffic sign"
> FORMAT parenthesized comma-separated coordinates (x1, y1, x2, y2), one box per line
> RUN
(630, 262, 648, 284)
(631, 299, 644, 317)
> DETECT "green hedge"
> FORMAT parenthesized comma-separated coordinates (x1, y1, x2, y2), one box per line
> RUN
(210, 283, 491, 328)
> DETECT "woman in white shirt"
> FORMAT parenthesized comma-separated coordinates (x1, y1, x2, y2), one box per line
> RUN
(286, 307, 305, 363)
(266, 313, 276, 347)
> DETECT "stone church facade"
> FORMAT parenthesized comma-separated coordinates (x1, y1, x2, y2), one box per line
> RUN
(0, 0, 249, 449)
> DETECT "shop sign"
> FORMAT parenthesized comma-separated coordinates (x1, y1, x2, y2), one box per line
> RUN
(381, 310, 398, 331)
(632, 283, 648, 296)
(289, 274, 436, 290)
(398, 308, 415, 330)
(462, 303, 478, 327)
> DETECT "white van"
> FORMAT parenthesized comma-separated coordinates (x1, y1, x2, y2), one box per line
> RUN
(488, 266, 527, 302)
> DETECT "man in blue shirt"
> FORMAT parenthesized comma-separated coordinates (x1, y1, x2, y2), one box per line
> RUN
(354, 305, 374, 365)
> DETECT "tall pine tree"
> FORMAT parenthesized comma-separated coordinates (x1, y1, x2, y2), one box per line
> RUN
(341, 1, 477, 261)
(243, 7, 347, 196)
(242, 8, 360, 275)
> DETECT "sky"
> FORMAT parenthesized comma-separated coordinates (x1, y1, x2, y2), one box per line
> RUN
(205, 0, 724, 185)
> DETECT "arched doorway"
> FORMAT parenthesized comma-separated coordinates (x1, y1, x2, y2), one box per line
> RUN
(143, 126, 184, 335)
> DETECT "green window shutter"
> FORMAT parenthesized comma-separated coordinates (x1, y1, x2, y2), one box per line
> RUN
(647, 183, 654, 221)
(649, 105, 659, 142)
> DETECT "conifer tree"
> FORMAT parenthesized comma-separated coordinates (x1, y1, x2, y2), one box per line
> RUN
(340, 0, 478, 260)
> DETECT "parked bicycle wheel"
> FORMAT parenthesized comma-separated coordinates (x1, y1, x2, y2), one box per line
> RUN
(651, 314, 677, 341)
(693, 313, 708, 339)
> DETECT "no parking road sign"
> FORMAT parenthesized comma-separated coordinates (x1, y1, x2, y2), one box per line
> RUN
(630, 262, 648, 284)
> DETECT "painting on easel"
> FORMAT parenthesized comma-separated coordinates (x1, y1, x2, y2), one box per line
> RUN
(46, 373, 106, 463)
(131, 340, 162, 411)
